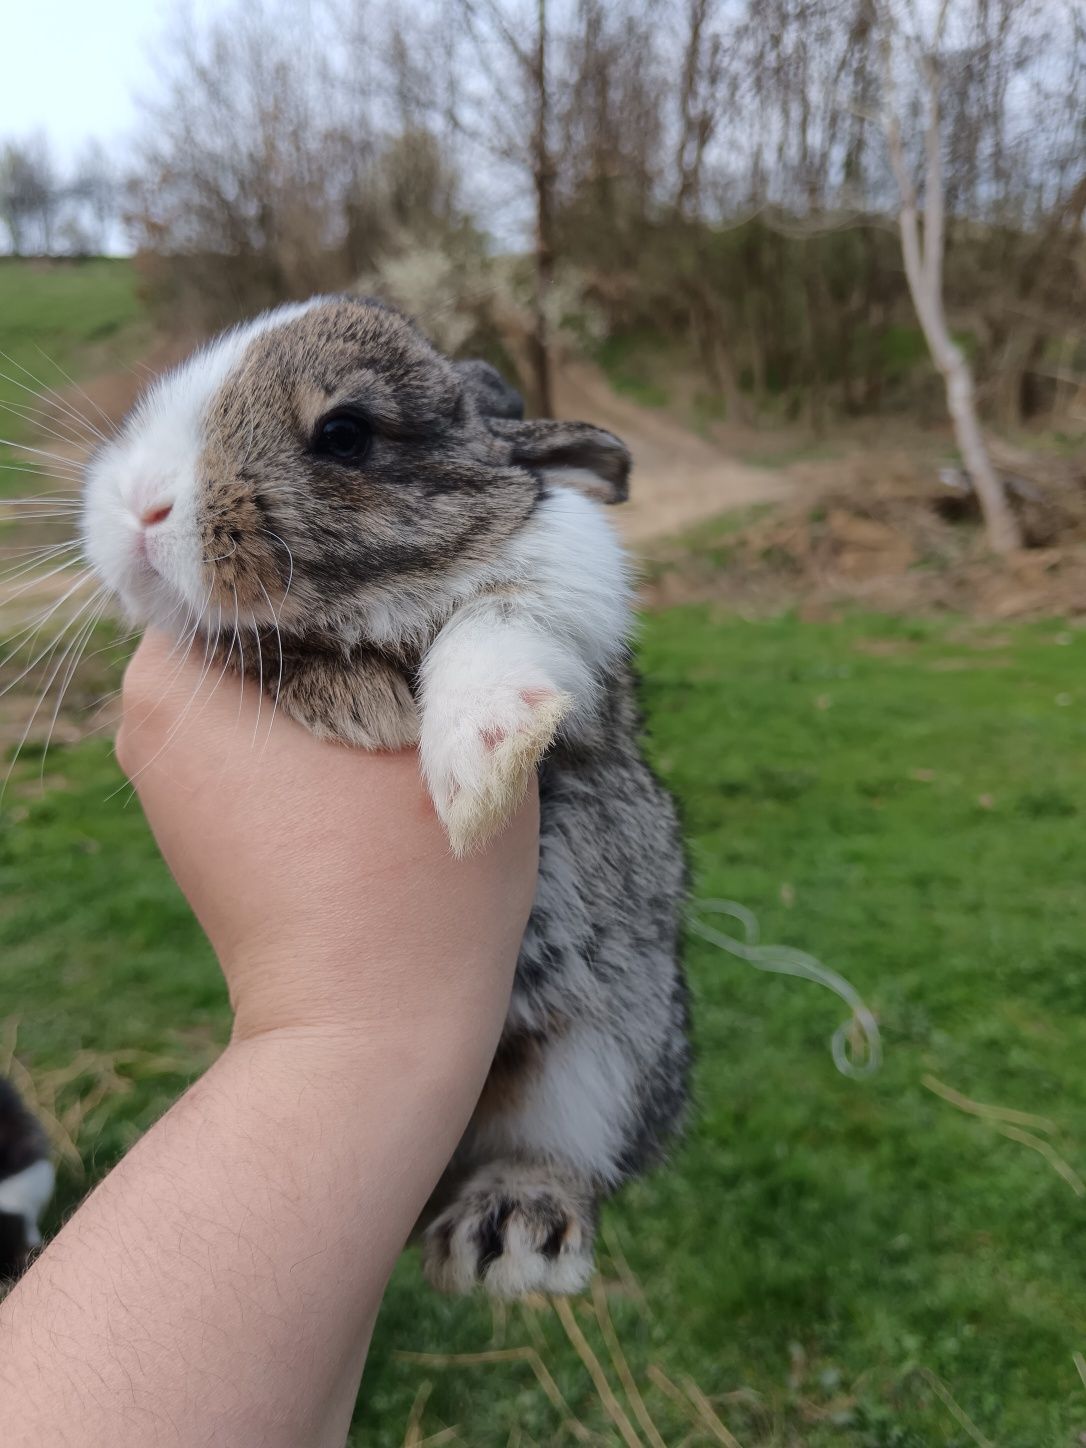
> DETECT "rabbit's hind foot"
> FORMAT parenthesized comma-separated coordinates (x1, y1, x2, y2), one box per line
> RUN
(421, 1160, 595, 1298)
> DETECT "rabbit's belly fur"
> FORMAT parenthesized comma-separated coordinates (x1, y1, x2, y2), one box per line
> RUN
(420, 665, 690, 1297)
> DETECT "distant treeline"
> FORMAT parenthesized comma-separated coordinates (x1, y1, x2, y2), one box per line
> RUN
(3, 0, 1084, 439)
(0, 136, 116, 257)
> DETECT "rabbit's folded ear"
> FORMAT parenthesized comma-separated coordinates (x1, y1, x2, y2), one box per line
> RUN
(454, 360, 525, 420)
(489, 418, 631, 505)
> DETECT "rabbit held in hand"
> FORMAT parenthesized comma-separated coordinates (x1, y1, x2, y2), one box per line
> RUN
(82, 296, 690, 1297)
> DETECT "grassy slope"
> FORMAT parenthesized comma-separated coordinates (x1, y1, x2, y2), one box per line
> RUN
(4, 608, 1086, 1446)
(0, 257, 145, 499)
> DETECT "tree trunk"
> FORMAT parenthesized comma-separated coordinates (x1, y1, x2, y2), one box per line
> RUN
(689, 267, 752, 426)
(862, 229, 885, 412)
(995, 326, 1044, 428)
(900, 224, 1021, 552)
(712, 333, 753, 427)
(674, 0, 707, 218)
(697, 306, 752, 427)
(745, 303, 766, 417)
(882, 36, 1022, 554)
(742, 249, 767, 414)
(800, 252, 827, 436)
(903, 247, 1020, 551)
(530, 0, 555, 418)
(941, 347, 1020, 553)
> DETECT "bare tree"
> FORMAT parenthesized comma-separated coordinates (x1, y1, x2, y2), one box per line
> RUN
(447, 0, 559, 413)
(126, 0, 470, 326)
(674, 0, 726, 219)
(68, 140, 118, 254)
(874, 0, 1020, 552)
(975, 0, 1086, 427)
(0, 134, 59, 256)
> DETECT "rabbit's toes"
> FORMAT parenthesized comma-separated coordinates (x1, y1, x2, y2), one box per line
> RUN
(423, 685, 571, 856)
(422, 1168, 594, 1298)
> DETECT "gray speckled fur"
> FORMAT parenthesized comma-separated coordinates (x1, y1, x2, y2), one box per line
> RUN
(502, 665, 689, 1175)
(422, 653, 691, 1288)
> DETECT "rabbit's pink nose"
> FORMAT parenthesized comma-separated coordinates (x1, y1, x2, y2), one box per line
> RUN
(140, 502, 173, 527)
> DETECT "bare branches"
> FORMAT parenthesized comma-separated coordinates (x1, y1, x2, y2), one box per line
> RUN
(674, 0, 728, 218)
(124, 0, 472, 325)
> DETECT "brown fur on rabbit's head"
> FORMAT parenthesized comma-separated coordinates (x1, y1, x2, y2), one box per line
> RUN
(83, 295, 629, 645)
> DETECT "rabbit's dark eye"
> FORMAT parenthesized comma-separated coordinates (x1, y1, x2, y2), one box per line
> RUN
(314, 411, 372, 464)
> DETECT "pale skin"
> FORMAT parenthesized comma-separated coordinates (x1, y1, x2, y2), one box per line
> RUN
(0, 631, 540, 1448)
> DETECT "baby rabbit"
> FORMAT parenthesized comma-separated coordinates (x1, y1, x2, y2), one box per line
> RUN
(82, 296, 689, 1297)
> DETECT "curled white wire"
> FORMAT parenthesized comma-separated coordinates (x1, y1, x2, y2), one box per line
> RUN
(687, 899, 882, 1079)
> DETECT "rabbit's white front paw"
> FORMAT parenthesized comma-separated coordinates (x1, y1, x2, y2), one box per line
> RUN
(422, 683, 571, 855)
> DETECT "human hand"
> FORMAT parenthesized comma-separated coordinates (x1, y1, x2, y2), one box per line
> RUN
(116, 631, 539, 1046)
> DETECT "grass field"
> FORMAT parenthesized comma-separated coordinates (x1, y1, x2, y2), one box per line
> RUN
(4, 606, 1086, 1446)
(0, 257, 145, 500)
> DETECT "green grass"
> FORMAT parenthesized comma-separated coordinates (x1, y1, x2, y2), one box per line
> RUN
(4, 608, 1086, 1445)
(0, 257, 145, 500)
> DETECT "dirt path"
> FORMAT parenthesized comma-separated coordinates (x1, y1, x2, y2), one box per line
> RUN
(553, 361, 792, 543)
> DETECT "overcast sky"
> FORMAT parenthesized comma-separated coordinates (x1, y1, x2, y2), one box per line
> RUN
(2, 0, 1073, 168)
(0, 0, 218, 160)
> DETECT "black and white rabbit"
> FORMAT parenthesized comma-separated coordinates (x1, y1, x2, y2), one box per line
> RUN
(81, 295, 690, 1296)
(0, 1079, 54, 1282)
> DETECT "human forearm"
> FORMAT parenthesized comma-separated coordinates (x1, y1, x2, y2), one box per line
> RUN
(2, 1017, 502, 1448)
